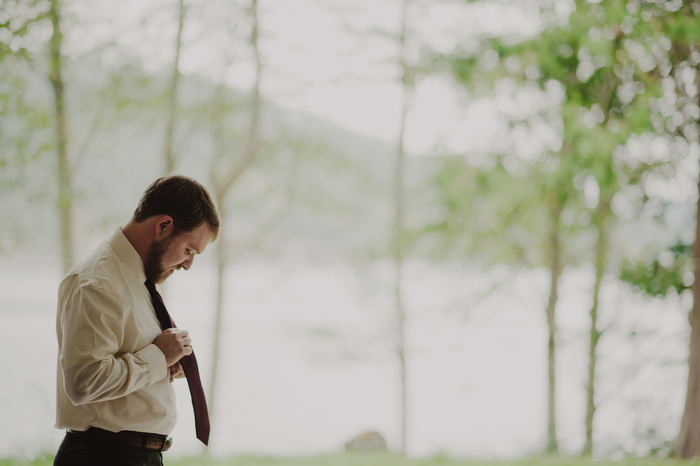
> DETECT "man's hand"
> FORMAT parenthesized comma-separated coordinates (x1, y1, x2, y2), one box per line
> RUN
(153, 328, 193, 366)
(169, 362, 185, 382)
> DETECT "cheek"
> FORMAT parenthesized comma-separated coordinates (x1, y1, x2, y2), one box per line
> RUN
(177, 253, 191, 266)
(163, 243, 187, 266)
(162, 251, 180, 267)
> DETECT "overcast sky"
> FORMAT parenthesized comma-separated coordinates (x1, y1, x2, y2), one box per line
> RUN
(61, 0, 550, 155)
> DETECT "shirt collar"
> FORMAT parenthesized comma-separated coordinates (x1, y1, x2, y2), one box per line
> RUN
(110, 227, 147, 286)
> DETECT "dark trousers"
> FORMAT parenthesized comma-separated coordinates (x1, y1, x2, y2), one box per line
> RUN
(54, 430, 164, 466)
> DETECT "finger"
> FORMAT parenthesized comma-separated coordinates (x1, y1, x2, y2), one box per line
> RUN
(182, 337, 192, 346)
(184, 346, 193, 356)
(179, 330, 189, 338)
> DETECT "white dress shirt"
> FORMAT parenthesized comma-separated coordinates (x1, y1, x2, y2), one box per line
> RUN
(55, 228, 176, 435)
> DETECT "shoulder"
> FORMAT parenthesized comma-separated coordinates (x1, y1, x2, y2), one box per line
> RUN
(60, 241, 131, 302)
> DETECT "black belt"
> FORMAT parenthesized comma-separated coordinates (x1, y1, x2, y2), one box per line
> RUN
(68, 427, 173, 452)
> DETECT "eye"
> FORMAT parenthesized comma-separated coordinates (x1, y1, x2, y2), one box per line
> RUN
(186, 249, 193, 256)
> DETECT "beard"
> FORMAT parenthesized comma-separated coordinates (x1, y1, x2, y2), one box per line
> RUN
(144, 235, 176, 284)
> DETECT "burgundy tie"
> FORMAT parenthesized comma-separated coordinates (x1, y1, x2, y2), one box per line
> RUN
(145, 280, 210, 446)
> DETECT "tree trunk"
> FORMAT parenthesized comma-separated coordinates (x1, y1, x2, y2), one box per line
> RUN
(206, 194, 226, 453)
(164, 0, 185, 175)
(674, 52, 700, 459)
(48, 0, 74, 274)
(675, 173, 700, 458)
(394, 247, 407, 457)
(393, 0, 413, 456)
(206, 0, 261, 454)
(545, 198, 562, 454)
(582, 199, 610, 455)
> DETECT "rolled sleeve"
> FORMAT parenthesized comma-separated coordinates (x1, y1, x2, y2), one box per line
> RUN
(136, 344, 169, 385)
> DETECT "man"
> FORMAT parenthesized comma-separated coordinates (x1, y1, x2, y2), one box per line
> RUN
(53, 175, 220, 466)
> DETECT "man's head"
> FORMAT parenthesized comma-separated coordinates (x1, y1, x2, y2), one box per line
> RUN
(132, 175, 220, 284)
(134, 175, 220, 238)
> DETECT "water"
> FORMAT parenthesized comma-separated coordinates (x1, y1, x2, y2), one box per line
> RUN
(0, 253, 689, 459)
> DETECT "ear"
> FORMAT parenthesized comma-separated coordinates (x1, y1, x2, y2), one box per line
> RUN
(154, 216, 174, 238)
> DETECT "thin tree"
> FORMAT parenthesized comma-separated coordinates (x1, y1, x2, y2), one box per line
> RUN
(545, 195, 563, 453)
(582, 198, 611, 454)
(392, 0, 415, 455)
(206, 0, 261, 452)
(48, 0, 74, 273)
(164, 0, 186, 174)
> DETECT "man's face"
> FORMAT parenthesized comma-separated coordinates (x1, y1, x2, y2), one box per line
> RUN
(144, 223, 215, 284)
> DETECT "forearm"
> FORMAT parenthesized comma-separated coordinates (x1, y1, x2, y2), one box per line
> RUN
(62, 343, 168, 405)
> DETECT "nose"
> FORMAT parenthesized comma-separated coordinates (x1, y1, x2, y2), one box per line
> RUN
(181, 256, 194, 271)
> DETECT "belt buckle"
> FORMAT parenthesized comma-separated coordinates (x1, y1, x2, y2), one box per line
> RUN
(163, 437, 173, 452)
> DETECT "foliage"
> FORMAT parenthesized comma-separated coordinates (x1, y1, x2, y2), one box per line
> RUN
(0, 0, 51, 61)
(433, 0, 662, 267)
(0, 56, 51, 193)
(431, 157, 551, 265)
(0, 0, 53, 196)
(620, 241, 692, 297)
(615, 1, 700, 299)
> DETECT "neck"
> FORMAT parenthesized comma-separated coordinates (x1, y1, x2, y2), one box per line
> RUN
(121, 218, 155, 264)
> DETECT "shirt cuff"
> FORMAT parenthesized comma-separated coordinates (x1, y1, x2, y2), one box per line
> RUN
(138, 344, 169, 384)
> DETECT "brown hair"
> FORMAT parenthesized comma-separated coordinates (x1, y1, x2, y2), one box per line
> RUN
(133, 175, 220, 239)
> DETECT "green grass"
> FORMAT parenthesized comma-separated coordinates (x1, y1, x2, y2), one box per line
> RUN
(3, 453, 700, 466)
(0, 453, 55, 466)
(165, 455, 700, 466)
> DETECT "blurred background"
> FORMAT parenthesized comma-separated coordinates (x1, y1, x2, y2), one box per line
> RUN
(1, 0, 699, 461)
